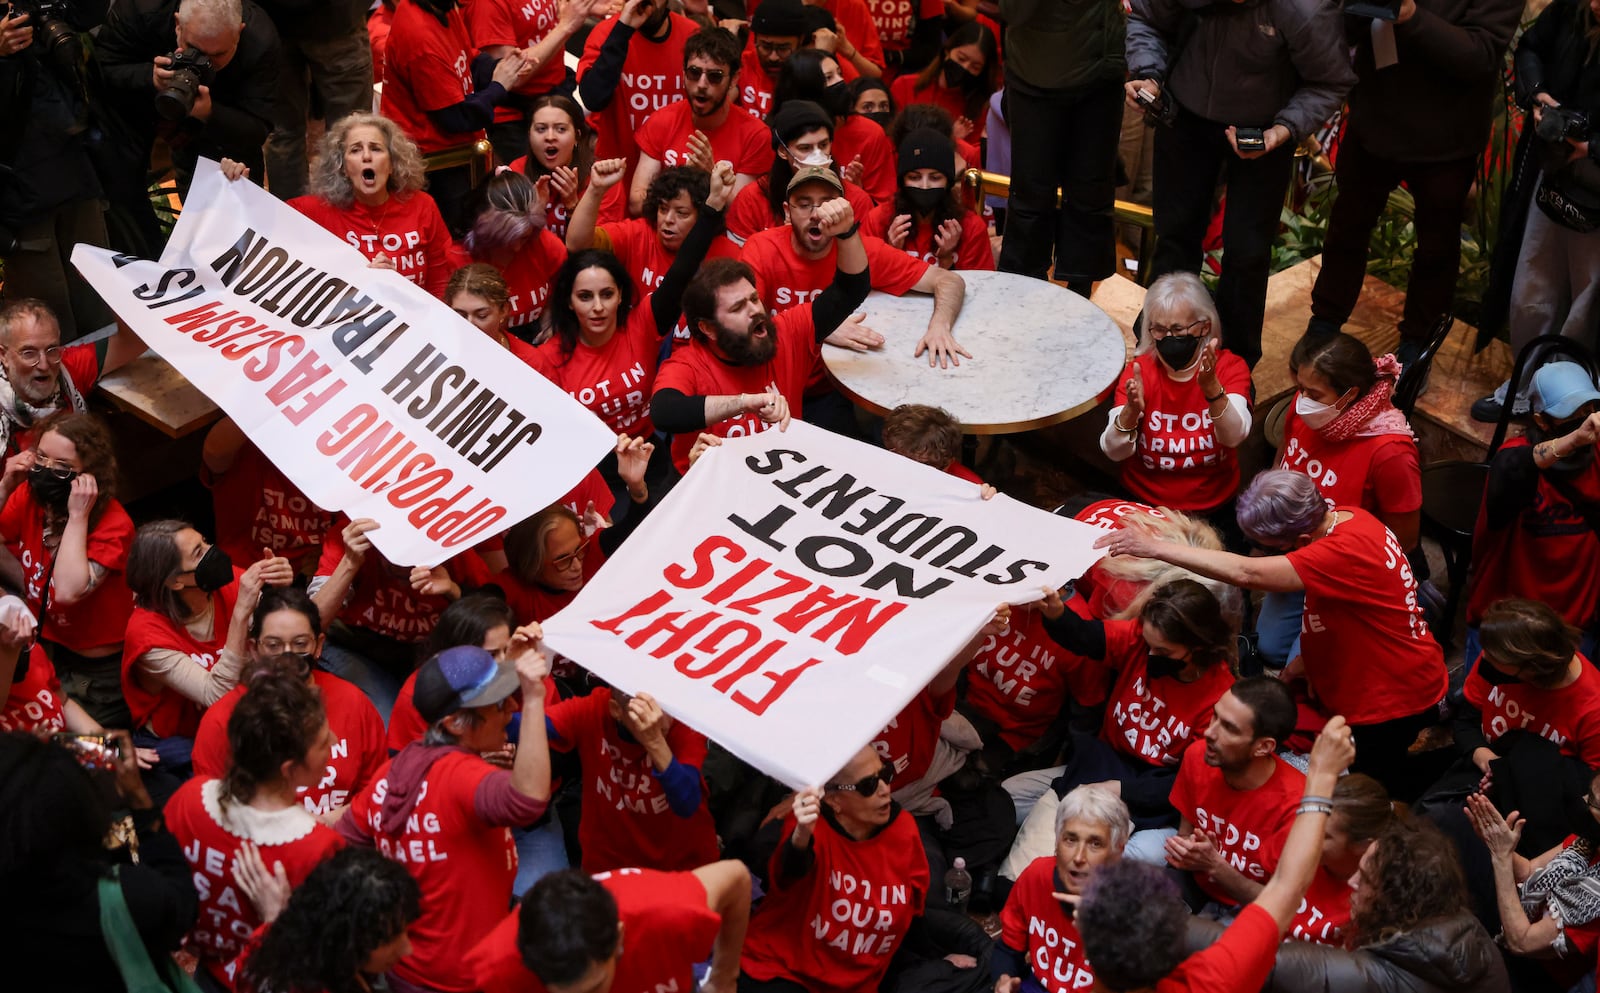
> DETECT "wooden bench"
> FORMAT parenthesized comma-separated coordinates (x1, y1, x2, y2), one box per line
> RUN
(94, 353, 220, 503)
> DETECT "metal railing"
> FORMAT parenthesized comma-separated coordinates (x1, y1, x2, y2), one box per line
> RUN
(424, 139, 496, 187)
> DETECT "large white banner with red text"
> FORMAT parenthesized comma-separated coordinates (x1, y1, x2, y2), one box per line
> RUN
(539, 421, 1108, 788)
(73, 159, 615, 566)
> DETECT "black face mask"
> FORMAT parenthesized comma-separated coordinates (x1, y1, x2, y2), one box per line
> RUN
(824, 80, 853, 117)
(1474, 657, 1521, 685)
(28, 465, 76, 507)
(942, 59, 975, 89)
(863, 110, 893, 130)
(1155, 334, 1202, 371)
(192, 544, 234, 593)
(1147, 654, 1186, 679)
(903, 186, 945, 214)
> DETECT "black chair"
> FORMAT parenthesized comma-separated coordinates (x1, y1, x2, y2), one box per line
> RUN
(1418, 334, 1600, 645)
(1393, 313, 1457, 419)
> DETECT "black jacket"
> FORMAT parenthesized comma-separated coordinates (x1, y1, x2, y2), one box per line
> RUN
(90, 0, 281, 181)
(1185, 911, 1510, 993)
(1480, 0, 1600, 345)
(0, 0, 108, 226)
(254, 0, 366, 41)
(1342, 0, 1520, 162)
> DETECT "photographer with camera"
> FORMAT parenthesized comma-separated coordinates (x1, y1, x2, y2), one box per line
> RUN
(89, 0, 280, 258)
(1474, 0, 1600, 420)
(0, 0, 118, 342)
(1126, 0, 1354, 367)
(1302, 0, 1518, 373)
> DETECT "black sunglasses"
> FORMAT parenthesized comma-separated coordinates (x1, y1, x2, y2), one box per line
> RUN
(684, 65, 727, 84)
(827, 760, 895, 795)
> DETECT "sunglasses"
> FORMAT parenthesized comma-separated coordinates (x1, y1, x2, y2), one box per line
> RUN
(684, 65, 728, 84)
(827, 760, 895, 795)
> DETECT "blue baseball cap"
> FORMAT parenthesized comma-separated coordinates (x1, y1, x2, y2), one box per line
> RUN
(412, 645, 519, 723)
(1532, 362, 1600, 420)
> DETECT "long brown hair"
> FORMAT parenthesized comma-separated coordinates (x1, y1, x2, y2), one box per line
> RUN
(1350, 819, 1468, 948)
(34, 410, 118, 528)
(222, 671, 326, 809)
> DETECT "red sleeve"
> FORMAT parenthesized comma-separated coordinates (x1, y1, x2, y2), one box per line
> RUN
(1216, 350, 1253, 399)
(401, 32, 474, 112)
(546, 687, 603, 750)
(0, 487, 28, 543)
(667, 723, 709, 769)
(863, 236, 930, 294)
(955, 210, 995, 270)
(857, 129, 897, 204)
(846, 182, 876, 221)
(890, 74, 917, 107)
(1168, 744, 1201, 820)
(577, 15, 615, 76)
(1112, 359, 1136, 407)
(467, 0, 519, 47)
(85, 504, 135, 570)
(1169, 904, 1281, 993)
(957, 137, 980, 166)
(736, 123, 777, 175)
(190, 693, 236, 780)
(849, 1, 885, 64)
(63, 342, 99, 393)
(352, 696, 388, 793)
(1369, 442, 1422, 516)
(421, 195, 455, 299)
(862, 201, 896, 240)
(315, 518, 347, 577)
(653, 349, 701, 396)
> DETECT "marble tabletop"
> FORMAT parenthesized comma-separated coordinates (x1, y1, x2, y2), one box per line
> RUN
(823, 270, 1130, 434)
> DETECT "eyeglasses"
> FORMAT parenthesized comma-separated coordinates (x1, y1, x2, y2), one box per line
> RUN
(31, 454, 76, 479)
(755, 41, 797, 58)
(258, 637, 317, 655)
(1148, 317, 1211, 339)
(548, 540, 591, 572)
(787, 199, 829, 215)
(684, 65, 728, 84)
(6, 345, 63, 365)
(827, 760, 895, 795)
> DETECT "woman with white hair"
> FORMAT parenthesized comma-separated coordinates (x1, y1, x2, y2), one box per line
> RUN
(1096, 468, 1448, 801)
(992, 786, 1131, 993)
(289, 112, 456, 299)
(1101, 273, 1253, 538)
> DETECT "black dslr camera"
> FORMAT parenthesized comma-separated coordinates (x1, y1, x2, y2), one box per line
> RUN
(1537, 105, 1591, 144)
(153, 47, 215, 121)
(0, 0, 92, 132)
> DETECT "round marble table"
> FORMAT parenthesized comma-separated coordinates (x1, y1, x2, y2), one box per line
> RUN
(822, 270, 1130, 434)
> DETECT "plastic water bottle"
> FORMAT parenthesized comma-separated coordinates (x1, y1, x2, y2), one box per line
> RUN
(944, 857, 972, 910)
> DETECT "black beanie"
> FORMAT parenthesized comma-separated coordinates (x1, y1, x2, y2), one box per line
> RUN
(898, 127, 955, 180)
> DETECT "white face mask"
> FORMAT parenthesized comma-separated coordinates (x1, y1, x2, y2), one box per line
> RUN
(1295, 391, 1343, 430)
(788, 147, 831, 168)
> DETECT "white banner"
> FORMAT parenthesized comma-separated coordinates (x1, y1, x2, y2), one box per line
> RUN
(74, 159, 616, 566)
(540, 421, 1108, 788)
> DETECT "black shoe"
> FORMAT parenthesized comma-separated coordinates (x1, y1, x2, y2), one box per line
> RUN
(1470, 395, 1504, 423)
(1396, 338, 1426, 370)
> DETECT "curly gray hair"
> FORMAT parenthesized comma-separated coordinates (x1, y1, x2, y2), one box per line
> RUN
(308, 113, 428, 209)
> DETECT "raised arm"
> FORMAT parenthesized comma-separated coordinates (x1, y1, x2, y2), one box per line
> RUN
(692, 859, 754, 993)
(567, 157, 627, 252)
(649, 161, 736, 335)
(1251, 718, 1357, 930)
(1096, 526, 1306, 593)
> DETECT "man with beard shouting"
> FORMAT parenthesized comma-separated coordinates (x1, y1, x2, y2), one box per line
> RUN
(651, 187, 872, 473)
(0, 300, 144, 458)
(629, 27, 773, 217)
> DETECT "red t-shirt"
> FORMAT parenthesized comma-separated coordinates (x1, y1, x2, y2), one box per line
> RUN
(348, 749, 518, 992)
(316, 520, 451, 644)
(121, 575, 242, 739)
(388, 665, 561, 753)
(834, 115, 897, 204)
(205, 441, 335, 577)
(890, 74, 988, 141)
(531, 302, 662, 435)
(1112, 351, 1253, 512)
(1169, 743, 1304, 905)
(1066, 619, 1234, 769)
(546, 687, 720, 873)
(289, 192, 455, 298)
(600, 215, 676, 305)
(743, 227, 927, 313)
(1071, 499, 1169, 620)
(737, 44, 777, 119)
(656, 304, 823, 473)
(1285, 507, 1447, 725)
(1157, 904, 1281, 993)
(1287, 866, 1352, 946)
(192, 670, 387, 817)
(868, 0, 943, 53)
(4, 344, 98, 458)
(0, 485, 134, 653)
(0, 645, 66, 732)
(383, 0, 481, 154)
(467, 0, 568, 107)
(637, 100, 775, 177)
(1462, 653, 1600, 767)
(165, 777, 342, 986)
(966, 610, 1074, 751)
(863, 201, 995, 270)
(725, 176, 878, 245)
(870, 685, 956, 785)
(741, 810, 929, 993)
(487, 227, 567, 331)
(1465, 436, 1600, 626)
(578, 13, 697, 180)
(369, 6, 392, 85)
(466, 868, 723, 993)
(1277, 410, 1421, 518)
(1001, 857, 1096, 992)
